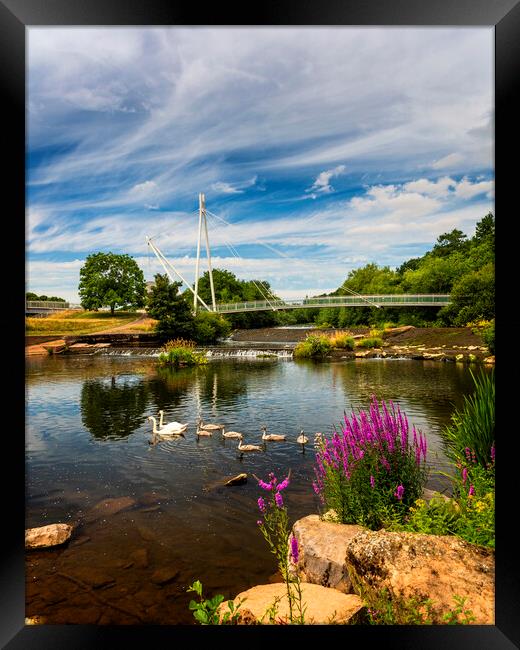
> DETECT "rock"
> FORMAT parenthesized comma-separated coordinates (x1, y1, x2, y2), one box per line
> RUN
(484, 356, 495, 364)
(289, 515, 364, 593)
(150, 567, 180, 585)
(68, 567, 116, 589)
(25, 523, 73, 549)
(25, 616, 46, 625)
(137, 525, 156, 542)
(220, 582, 364, 624)
(345, 530, 494, 624)
(70, 535, 91, 547)
(84, 496, 136, 523)
(140, 505, 161, 513)
(129, 548, 149, 569)
(225, 473, 248, 486)
(422, 488, 450, 502)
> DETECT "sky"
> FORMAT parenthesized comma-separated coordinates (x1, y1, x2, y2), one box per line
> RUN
(26, 27, 494, 303)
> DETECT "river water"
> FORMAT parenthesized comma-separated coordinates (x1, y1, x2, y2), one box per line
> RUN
(25, 353, 486, 624)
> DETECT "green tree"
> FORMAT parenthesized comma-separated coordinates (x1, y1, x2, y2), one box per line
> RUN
(431, 229, 469, 258)
(78, 252, 146, 315)
(146, 273, 195, 341)
(437, 262, 495, 326)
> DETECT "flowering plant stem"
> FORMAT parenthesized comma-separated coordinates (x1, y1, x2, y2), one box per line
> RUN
(254, 471, 306, 624)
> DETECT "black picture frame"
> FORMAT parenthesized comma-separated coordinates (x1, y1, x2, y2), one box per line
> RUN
(4, 1, 517, 647)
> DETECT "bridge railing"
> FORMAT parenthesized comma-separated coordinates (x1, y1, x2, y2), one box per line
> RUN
(26, 301, 83, 310)
(215, 294, 451, 313)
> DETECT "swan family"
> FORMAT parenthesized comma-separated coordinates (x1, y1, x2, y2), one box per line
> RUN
(148, 411, 312, 453)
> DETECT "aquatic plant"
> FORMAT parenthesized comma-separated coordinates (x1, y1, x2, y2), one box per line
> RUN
(439, 368, 494, 467)
(158, 339, 207, 366)
(356, 337, 384, 349)
(313, 396, 428, 529)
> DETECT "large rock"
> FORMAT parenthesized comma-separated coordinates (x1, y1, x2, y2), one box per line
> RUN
(25, 523, 73, 549)
(345, 529, 494, 624)
(289, 515, 364, 593)
(84, 496, 136, 523)
(221, 582, 364, 624)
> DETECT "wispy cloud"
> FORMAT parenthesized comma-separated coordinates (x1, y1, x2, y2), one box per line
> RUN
(306, 165, 346, 198)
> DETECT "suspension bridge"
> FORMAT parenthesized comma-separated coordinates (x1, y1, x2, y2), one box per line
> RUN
(146, 193, 451, 314)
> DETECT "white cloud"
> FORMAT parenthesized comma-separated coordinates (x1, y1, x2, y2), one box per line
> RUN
(453, 177, 494, 200)
(430, 153, 464, 169)
(211, 176, 258, 195)
(306, 165, 346, 196)
(130, 180, 158, 195)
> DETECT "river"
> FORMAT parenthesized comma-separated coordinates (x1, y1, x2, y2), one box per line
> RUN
(25, 352, 487, 624)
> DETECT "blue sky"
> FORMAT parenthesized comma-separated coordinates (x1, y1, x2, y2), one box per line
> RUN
(27, 27, 494, 302)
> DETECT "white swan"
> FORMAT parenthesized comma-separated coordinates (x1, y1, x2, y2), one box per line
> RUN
(297, 430, 309, 446)
(158, 410, 188, 434)
(237, 434, 263, 453)
(261, 425, 286, 441)
(147, 416, 185, 437)
(198, 417, 224, 432)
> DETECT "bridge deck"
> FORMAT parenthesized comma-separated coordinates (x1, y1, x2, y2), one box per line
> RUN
(215, 294, 451, 313)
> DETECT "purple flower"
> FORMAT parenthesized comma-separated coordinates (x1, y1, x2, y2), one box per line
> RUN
(395, 484, 404, 501)
(462, 467, 468, 485)
(370, 475, 375, 489)
(490, 444, 495, 463)
(468, 484, 475, 497)
(275, 492, 284, 508)
(257, 519, 263, 526)
(258, 479, 273, 491)
(257, 497, 266, 513)
(277, 476, 290, 492)
(290, 535, 299, 564)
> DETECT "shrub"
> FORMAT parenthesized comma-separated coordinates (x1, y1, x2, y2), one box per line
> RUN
(328, 332, 355, 350)
(158, 339, 207, 366)
(356, 337, 384, 349)
(193, 312, 231, 345)
(293, 334, 332, 358)
(439, 369, 494, 467)
(313, 396, 428, 529)
(481, 320, 495, 354)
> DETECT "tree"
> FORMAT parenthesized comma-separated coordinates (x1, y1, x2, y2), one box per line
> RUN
(431, 229, 469, 258)
(146, 273, 195, 341)
(78, 252, 146, 315)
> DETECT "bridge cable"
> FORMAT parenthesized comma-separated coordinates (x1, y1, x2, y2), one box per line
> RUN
(204, 211, 280, 310)
(205, 208, 381, 309)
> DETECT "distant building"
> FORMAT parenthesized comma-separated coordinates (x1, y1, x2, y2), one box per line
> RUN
(145, 280, 155, 294)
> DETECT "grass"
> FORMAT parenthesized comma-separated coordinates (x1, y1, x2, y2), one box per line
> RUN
(26, 310, 141, 336)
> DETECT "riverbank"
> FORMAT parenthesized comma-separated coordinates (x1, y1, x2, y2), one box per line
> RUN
(25, 325, 494, 364)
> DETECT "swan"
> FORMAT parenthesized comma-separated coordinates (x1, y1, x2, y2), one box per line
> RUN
(221, 426, 243, 439)
(158, 410, 188, 434)
(261, 425, 286, 442)
(196, 421, 213, 437)
(147, 416, 185, 437)
(237, 434, 263, 453)
(297, 430, 309, 446)
(198, 417, 224, 432)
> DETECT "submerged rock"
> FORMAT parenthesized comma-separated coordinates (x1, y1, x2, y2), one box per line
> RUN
(84, 496, 136, 523)
(25, 523, 74, 549)
(345, 529, 494, 624)
(150, 567, 180, 585)
(220, 582, 364, 624)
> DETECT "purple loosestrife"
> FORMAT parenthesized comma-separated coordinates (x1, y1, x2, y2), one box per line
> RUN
(395, 484, 405, 501)
(462, 467, 468, 485)
(370, 475, 375, 489)
(491, 444, 495, 463)
(275, 492, 284, 508)
(258, 480, 273, 491)
(257, 497, 266, 513)
(468, 484, 475, 497)
(290, 535, 299, 564)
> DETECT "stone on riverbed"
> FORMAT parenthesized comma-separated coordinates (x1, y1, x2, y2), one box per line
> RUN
(25, 523, 74, 549)
(220, 582, 364, 624)
(150, 567, 180, 585)
(84, 496, 136, 523)
(289, 515, 363, 593)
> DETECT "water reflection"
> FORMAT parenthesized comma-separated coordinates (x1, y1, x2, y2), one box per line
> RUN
(80, 375, 150, 440)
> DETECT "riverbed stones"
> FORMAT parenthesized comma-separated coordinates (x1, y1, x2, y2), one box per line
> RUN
(67, 567, 116, 589)
(289, 515, 364, 593)
(128, 548, 149, 568)
(25, 523, 74, 549)
(84, 496, 136, 523)
(345, 529, 494, 624)
(220, 582, 364, 624)
(150, 567, 180, 586)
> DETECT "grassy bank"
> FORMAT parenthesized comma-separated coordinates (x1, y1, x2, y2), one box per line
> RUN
(25, 310, 145, 336)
